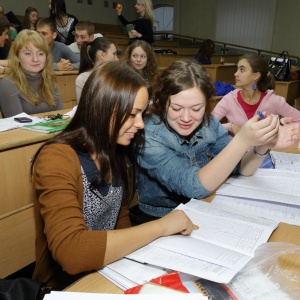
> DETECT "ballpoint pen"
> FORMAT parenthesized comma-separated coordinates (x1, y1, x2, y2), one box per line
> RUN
(257, 111, 265, 119)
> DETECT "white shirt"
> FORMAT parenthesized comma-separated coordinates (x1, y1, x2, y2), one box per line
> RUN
(75, 70, 92, 103)
(68, 33, 103, 54)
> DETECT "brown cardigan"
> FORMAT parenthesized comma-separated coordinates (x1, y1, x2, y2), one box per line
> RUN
(32, 144, 131, 290)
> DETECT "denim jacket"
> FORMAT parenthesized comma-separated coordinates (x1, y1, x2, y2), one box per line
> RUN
(137, 114, 239, 217)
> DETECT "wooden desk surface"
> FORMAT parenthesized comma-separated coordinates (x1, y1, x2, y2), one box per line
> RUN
(66, 143, 300, 294)
(0, 109, 71, 151)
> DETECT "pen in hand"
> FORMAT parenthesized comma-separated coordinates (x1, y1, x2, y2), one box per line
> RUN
(257, 111, 265, 119)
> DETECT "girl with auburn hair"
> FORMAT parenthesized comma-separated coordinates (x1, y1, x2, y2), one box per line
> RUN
(116, 0, 154, 44)
(75, 37, 119, 102)
(31, 61, 197, 290)
(125, 39, 157, 98)
(0, 29, 63, 118)
(130, 59, 300, 225)
(21, 7, 39, 31)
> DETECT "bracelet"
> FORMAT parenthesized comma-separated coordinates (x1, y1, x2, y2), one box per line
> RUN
(253, 146, 271, 157)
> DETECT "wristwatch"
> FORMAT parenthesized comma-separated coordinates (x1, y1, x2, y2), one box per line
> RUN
(0, 66, 5, 74)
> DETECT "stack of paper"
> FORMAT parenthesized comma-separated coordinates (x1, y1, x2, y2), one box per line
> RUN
(125, 201, 278, 284)
(270, 151, 300, 172)
(99, 259, 167, 290)
(44, 292, 207, 299)
(0, 112, 43, 132)
(213, 168, 300, 225)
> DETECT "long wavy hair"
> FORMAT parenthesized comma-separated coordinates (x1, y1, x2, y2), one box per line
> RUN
(239, 54, 275, 91)
(31, 61, 147, 204)
(79, 37, 115, 74)
(151, 59, 214, 125)
(8, 29, 56, 107)
(125, 40, 157, 91)
(22, 7, 39, 30)
(139, 0, 154, 26)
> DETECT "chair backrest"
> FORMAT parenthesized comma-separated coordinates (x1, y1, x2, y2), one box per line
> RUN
(0, 205, 36, 278)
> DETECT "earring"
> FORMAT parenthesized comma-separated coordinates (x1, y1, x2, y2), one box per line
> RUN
(252, 83, 257, 90)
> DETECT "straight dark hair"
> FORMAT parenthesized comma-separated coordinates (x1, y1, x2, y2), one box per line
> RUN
(79, 37, 114, 74)
(31, 61, 147, 204)
(49, 0, 67, 21)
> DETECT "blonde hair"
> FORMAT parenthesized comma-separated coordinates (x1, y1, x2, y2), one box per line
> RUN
(139, 0, 154, 26)
(8, 29, 57, 107)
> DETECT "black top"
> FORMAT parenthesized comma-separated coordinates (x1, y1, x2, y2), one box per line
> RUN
(0, 45, 9, 59)
(118, 15, 154, 45)
(194, 53, 211, 65)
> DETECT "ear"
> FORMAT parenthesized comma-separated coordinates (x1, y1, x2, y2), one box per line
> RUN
(253, 72, 261, 81)
(52, 31, 57, 40)
(90, 34, 94, 42)
(98, 50, 106, 59)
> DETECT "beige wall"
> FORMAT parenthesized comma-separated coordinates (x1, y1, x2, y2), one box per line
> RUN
(1, 0, 299, 57)
(272, 0, 300, 55)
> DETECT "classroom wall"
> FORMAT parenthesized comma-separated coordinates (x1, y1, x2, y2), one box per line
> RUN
(0, 0, 299, 56)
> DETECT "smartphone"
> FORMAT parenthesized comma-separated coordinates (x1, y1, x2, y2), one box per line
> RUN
(14, 117, 33, 123)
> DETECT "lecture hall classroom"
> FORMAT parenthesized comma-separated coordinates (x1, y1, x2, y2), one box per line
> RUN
(1, 0, 300, 297)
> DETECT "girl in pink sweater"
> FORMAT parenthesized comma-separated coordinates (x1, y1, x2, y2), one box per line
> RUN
(212, 54, 300, 135)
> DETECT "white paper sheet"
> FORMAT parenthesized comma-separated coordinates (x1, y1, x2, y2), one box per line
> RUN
(212, 195, 300, 226)
(99, 258, 166, 290)
(44, 291, 207, 299)
(0, 112, 42, 132)
(126, 202, 278, 283)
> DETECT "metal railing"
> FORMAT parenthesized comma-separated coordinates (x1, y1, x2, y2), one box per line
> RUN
(154, 31, 300, 64)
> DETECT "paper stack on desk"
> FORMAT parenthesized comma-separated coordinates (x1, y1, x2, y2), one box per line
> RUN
(213, 168, 300, 226)
(270, 150, 300, 172)
(124, 201, 278, 284)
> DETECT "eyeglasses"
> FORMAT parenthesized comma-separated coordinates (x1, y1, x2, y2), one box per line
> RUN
(43, 113, 70, 121)
(131, 54, 147, 60)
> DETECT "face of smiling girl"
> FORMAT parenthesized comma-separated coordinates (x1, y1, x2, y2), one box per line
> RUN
(117, 86, 148, 146)
(166, 87, 206, 138)
(18, 43, 46, 75)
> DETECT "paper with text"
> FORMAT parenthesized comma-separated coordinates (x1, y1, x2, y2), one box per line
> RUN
(127, 201, 278, 283)
(212, 195, 300, 226)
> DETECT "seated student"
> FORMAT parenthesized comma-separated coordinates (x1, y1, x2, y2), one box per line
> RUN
(75, 37, 118, 102)
(212, 54, 300, 135)
(0, 12, 10, 66)
(124, 40, 158, 98)
(37, 18, 79, 71)
(0, 5, 21, 32)
(194, 39, 214, 65)
(19, 7, 39, 31)
(68, 20, 103, 56)
(0, 30, 63, 118)
(49, 0, 78, 45)
(130, 60, 300, 224)
(31, 61, 197, 290)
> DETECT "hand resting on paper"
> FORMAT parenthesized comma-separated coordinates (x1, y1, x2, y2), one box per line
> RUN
(157, 210, 199, 237)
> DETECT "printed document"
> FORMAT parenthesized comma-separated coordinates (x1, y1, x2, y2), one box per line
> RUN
(126, 201, 278, 283)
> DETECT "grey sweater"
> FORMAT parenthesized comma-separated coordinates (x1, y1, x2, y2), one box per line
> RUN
(51, 41, 80, 71)
(0, 71, 63, 118)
